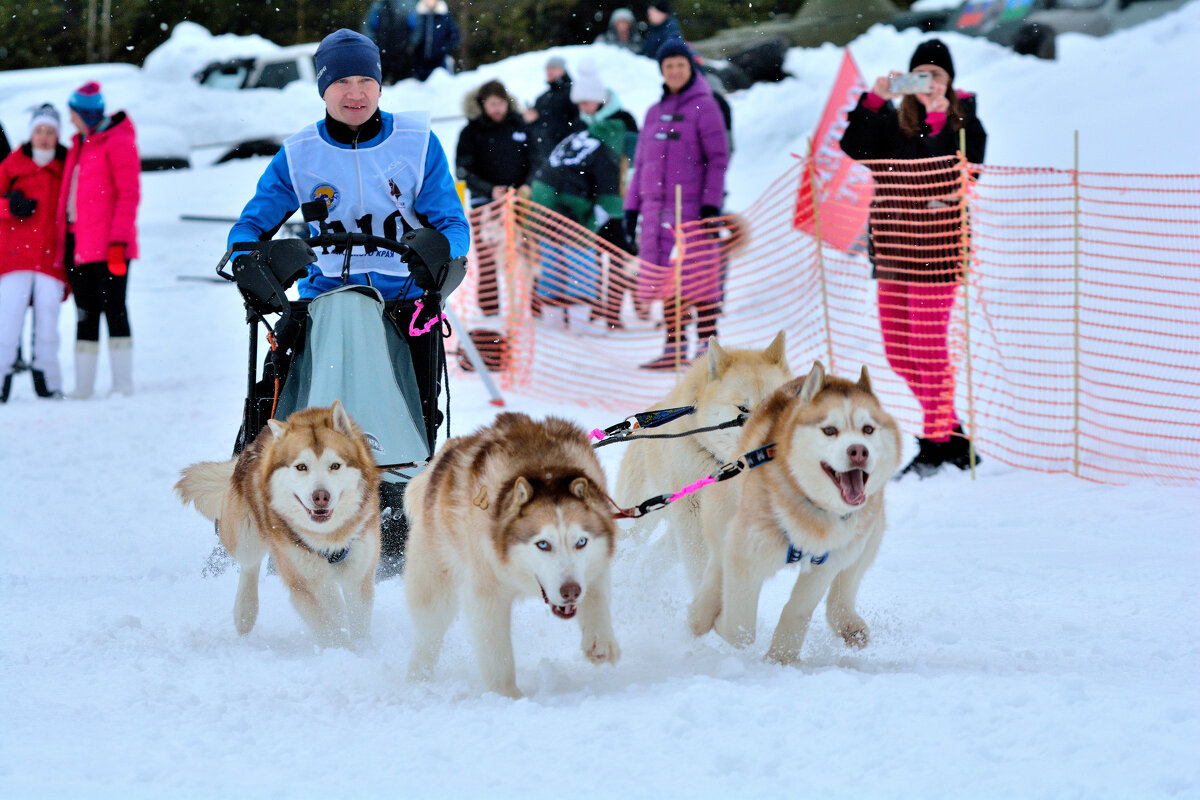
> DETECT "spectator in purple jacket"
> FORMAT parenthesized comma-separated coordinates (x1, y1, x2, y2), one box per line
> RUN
(624, 38, 729, 370)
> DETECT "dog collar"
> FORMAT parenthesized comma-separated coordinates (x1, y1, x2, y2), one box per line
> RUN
(324, 547, 350, 564)
(286, 527, 356, 564)
(785, 541, 829, 566)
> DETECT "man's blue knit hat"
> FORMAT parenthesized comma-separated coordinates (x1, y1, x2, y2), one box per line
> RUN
(315, 29, 382, 98)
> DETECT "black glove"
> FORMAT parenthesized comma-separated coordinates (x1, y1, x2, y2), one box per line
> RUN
(8, 190, 37, 219)
(232, 251, 289, 315)
(599, 217, 637, 256)
(700, 205, 720, 220)
(623, 211, 639, 246)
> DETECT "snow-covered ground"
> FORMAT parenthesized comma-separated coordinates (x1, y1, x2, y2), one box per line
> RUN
(2, 8, 1199, 798)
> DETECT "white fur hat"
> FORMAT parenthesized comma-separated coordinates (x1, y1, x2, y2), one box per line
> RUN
(570, 61, 606, 105)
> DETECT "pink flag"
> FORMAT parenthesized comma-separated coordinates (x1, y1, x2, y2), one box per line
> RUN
(794, 49, 873, 254)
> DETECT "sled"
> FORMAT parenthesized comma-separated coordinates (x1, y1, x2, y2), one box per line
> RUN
(214, 199, 467, 573)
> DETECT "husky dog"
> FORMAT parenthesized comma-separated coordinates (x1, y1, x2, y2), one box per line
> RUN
(613, 331, 793, 587)
(688, 362, 902, 664)
(404, 413, 620, 698)
(175, 401, 382, 647)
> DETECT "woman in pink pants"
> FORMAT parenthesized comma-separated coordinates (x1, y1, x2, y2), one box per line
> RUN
(839, 39, 986, 477)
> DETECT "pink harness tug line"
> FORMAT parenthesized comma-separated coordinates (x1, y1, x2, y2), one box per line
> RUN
(668, 475, 716, 503)
(408, 299, 447, 336)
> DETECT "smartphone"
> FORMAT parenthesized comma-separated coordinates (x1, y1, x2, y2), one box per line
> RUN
(889, 72, 933, 95)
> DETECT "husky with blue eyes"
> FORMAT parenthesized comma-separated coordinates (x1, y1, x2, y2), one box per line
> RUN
(403, 412, 619, 698)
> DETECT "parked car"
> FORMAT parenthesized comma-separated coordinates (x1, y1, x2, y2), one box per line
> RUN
(193, 43, 318, 90)
(889, 0, 1194, 59)
(193, 44, 318, 162)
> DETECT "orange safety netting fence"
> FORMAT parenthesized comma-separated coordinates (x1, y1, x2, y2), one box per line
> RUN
(449, 157, 1200, 485)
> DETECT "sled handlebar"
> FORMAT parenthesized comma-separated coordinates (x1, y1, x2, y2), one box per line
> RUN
(215, 233, 410, 281)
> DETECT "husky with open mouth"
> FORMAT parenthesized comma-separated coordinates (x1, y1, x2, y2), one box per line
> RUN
(688, 362, 902, 664)
(403, 412, 620, 698)
(175, 401, 381, 648)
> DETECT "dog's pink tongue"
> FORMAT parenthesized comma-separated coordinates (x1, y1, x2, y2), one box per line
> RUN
(839, 469, 866, 505)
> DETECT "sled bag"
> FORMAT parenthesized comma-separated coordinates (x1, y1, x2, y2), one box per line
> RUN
(275, 285, 431, 467)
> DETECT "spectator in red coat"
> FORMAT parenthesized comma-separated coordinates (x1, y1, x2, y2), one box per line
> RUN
(55, 81, 141, 399)
(0, 104, 68, 402)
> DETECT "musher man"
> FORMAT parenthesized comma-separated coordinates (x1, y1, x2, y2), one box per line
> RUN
(227, 28, 469, 575)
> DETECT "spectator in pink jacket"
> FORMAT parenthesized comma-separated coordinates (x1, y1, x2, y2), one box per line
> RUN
(624, 38, 729, 370)
(56, 81, 141, 398)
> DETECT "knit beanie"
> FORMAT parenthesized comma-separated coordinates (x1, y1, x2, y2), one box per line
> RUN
(569, 62, 606, 105)
(68, 82, 105, 129)
(656, 37, 693, 66)
(315, 29, 382, 98)
(649, 0, 672, 13)
(909, 39, 955, 82)
(29, 103, 61, 135)
(611, 8, 635, 24)
(545, 55, 567, 71)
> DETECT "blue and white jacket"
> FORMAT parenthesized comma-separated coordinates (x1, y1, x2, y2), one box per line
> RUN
(228, 109, 469, 299)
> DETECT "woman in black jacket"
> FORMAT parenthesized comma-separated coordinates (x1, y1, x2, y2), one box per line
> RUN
(839, 39, 986, 478)
(456, 80, 531, 315)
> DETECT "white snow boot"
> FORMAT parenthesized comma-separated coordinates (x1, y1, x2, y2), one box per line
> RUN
(109, 337, 133, 396)
(68, 341, 100, 399)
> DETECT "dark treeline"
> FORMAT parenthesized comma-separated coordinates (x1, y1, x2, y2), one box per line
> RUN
(2, 0, 806, 71)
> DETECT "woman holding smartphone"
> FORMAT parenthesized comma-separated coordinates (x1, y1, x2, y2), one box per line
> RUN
(839, 39, 986, 478)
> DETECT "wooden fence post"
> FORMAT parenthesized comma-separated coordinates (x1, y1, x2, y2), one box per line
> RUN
(806, 139, 835, 372)
(1072, 130, 1082, 478)
(958, 130, 978, 478)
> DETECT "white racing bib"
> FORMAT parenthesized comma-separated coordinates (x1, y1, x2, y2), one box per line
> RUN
(284, 111, 431, 279)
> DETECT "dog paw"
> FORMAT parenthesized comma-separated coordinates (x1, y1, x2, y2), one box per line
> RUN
(483, 681, 523, 699)
(687, 601, 718, 637)
(840, 625, 870, 649)
(715, 619, 754, 648)
(836, 614, 870, 649)
(765, 645, 800, 666)
(583, 633, 621, 666)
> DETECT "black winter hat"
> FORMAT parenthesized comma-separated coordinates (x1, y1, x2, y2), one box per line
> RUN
(650, 0, 672, 13)
(656, 37, 692, 65)
(909, 39, 955, 82)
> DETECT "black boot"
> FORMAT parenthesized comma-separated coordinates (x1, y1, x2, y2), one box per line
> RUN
(378, 481, 409, 579)
(943, 425, 983, 471)
(0, 374, 10, 403)
(896, 437, 946, 480)
(31, 370, 62, 399)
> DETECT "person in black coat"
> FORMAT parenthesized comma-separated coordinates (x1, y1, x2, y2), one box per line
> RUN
(408, 0, 460, 81)
(523, 56, 580, 173)
(640, 1, 683, 60)
(839, 38, 986, 479)
(456, 80, 531, 315)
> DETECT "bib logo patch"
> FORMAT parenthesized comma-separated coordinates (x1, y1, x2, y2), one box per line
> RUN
(388, 178, 407, 212)
(311, 183, 341, 212)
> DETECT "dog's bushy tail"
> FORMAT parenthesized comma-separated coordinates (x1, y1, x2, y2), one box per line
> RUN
(175, 460, 235, 521)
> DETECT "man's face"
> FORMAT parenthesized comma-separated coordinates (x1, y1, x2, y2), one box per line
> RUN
(546, 66, 565, 84)
(648, 7, 667, 25)
(661, 55, 691, 94)
(323, 76, 381, 129)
